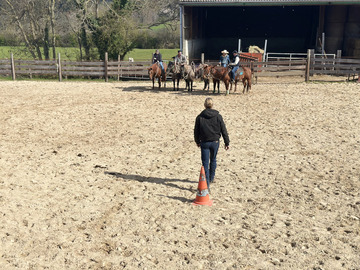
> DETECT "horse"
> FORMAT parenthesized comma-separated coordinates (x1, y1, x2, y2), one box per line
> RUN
(147, 62, 167, 89)
(209, 66, 230, 94)
(183, 62, 196, 91)
(167, 61, 182, 91)
(196, 64, 213, 91)
(230, 66, 252, 94)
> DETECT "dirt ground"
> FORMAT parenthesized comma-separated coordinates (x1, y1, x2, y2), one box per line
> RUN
(0, 78, 359, 270)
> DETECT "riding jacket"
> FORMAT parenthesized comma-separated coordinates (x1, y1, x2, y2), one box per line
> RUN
(194, 109, 230, 146)
(229, 55, 240, 67)
(174, 54, 187, 65)
(219, 55, 230, 67)
(153, 53, 162, 63)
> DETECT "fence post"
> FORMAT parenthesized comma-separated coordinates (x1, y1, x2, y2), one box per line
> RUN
(305, 49, 311, 82)
(117, 54, 120, 81)
(104, 52, 108, 82)
(58, 53, 62, 82)
(10, 53, 16, 80)
(336, 50, 342, 59)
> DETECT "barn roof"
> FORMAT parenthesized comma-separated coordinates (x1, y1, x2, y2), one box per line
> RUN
(179, 0, 360, 5)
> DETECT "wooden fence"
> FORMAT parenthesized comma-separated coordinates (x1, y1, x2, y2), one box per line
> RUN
(1, 50, 359, 82)
(309, 57, 360, 78)
(0, 53, 151, 81)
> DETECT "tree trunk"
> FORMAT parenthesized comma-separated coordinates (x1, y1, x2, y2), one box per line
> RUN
(44, 24, 50, 60)
(49, 0, 56, 59)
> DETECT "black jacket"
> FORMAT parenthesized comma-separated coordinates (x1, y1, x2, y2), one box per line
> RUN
(194, 109, 230, 146)
(153, 53, 162, 63)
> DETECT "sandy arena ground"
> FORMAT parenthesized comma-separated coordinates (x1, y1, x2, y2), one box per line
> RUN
(0, 78, 359, 269)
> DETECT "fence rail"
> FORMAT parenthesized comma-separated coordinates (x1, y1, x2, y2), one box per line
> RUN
(1, 50, 359, 82)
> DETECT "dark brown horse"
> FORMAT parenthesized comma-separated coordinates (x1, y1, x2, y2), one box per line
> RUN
(230, 66, 252, 94)
(210, 66, 230, 94)
(148, 62, 167, 89)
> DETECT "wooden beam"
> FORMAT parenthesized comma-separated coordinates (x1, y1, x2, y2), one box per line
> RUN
(58, 53, 62, 82)
(104, 52, 108, 82)
(11, 53, 16, 80)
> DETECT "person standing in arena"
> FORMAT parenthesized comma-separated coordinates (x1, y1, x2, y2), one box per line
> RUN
(194, 98, 230, 191)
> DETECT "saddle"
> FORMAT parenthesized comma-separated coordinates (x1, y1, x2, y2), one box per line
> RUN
(236, 67, 244, 76)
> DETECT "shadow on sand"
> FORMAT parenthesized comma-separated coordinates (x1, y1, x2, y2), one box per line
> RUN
(104, 171, 197, 203)
(120, 85, 224, 96)
(104, 171, 197, 193)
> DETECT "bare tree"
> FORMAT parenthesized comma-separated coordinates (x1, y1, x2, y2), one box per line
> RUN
(1, 0, 58, 60)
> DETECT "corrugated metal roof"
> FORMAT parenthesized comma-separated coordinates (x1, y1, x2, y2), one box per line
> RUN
(180, 0, 360, 5)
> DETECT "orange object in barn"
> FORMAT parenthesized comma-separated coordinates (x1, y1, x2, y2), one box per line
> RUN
(192, 166, 213, 206)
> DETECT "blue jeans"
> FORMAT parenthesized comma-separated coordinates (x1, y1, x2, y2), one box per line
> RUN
(159, 62, 164, 73)
(200, 141, 220, 190)
(231, 66, 239, 80)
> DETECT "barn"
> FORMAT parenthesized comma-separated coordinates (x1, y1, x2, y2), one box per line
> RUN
(179, 0, 360, 61)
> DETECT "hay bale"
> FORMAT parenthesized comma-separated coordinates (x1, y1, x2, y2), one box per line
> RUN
(248, 45, 264, 54)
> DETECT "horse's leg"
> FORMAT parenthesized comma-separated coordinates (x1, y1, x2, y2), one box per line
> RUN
(248, 77, 252, 92)
(177, 78, 180, 91)
(217, 80, 220, 94)
(152, 77, 155, 89)
(212, 79, 216, 94)
(203, 79, 207, 91)
(190, 80, 193, 91)
(242, 78, 246, 94)
(225, 80, 229, 95)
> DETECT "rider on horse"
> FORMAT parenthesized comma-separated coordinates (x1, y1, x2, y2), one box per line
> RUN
(219, 50, 230, 67)
(229, 50, 240, 82)
(174, 50, 187, 77)
(153, 49, 165, 75)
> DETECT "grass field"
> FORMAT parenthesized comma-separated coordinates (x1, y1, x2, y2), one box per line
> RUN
(0, 46, 179, 62)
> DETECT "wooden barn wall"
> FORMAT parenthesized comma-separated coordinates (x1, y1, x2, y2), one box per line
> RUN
(183, 4, 360, 61)
(324, 5, 360, 57)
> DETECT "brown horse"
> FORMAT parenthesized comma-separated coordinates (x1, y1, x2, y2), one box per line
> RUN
(196, 64, 219, 91)
(230, 66, 252, 94)
(210, 66, 230, 94)
(148, 62, 167, 89)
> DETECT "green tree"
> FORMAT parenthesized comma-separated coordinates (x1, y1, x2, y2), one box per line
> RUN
(92, 0, 136, 60)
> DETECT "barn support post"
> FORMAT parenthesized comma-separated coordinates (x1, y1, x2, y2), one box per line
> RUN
(180, 5, 184, 52)
(263, 40, 268, 62)
(201, 53, 204, 64)
(58, 53, 62, 82)
(10, 53, 16, 80)
(321, 33, 325, 55)
(305, 49, 311, 82)
(238, 39, 241, 53)
(104, 52, 108, 82)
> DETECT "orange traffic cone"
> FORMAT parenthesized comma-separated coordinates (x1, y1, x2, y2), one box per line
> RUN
(192, 166, 213, 206)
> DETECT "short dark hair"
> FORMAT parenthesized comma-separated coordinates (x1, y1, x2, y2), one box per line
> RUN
(204, 98, 213, 109)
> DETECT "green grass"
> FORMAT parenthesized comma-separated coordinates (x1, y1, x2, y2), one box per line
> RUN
(0, 46, 82, 60)
(0, 46, 179, 62)
(124, 48, 179, 62)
